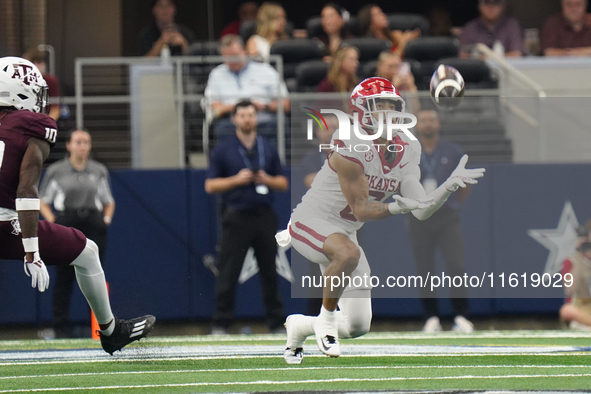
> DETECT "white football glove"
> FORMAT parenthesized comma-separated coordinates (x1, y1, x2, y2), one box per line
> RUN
(24, 252, 50, 292)
(388, 195, 435, 215)
(444, 154, 486, 192)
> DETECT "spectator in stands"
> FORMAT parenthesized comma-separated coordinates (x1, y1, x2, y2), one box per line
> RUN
(459, 0, 523, 58)
(205, 35, 290, 140)
(316, 46, 359, 92)
(375, 51, 420, 113)
(138, 0, 196, 57)
(220, 2, 258, 38)
(408, 109, 474, 333)
(357, 4, 420, 56)
(205, 99, 288, 335)
(376, 52, 417, 92)
(560, 242, 591, 330)
(246, 2, 289, 62)
(22, 48, 61, 121)
(39, 129, 115, 339)
(316, 3, 353, 58)
(542, 0, 591, 56)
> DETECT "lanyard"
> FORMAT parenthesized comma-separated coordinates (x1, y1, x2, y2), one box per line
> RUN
(421, 150, 440, 177)
(238, 136, 265, 171)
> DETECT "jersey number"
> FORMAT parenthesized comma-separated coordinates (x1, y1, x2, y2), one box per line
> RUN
(45, 128, 57, 144)
(0, 141, 4, 173)
(339, 191, 386, 222)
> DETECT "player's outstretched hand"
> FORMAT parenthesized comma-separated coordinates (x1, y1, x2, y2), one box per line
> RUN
(389, 195, 435, 215)
(24, 253, 50, 292)
(444, 154, 485, 192)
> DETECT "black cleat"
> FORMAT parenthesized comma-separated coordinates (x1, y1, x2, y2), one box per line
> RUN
(99, 315, 156, 355)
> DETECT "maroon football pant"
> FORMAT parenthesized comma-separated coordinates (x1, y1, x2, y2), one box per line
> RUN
(0, 220, 87, 266)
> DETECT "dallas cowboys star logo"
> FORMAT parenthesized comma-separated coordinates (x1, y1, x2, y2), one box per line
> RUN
(527, 201, 580, 274)
(238, 244, 293, 284)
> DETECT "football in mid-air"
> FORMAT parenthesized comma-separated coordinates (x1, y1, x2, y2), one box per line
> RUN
(430, 65, 465, 111)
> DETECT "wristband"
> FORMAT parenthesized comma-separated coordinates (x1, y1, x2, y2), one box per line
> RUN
(104, 216, 112, 225)
(15, 198, 40, 211)
(22, 237, 39, 253)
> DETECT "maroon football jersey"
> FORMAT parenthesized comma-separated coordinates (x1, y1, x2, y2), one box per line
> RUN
(0, 110, 57, 210)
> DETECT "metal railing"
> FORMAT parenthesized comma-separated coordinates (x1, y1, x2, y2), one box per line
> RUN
(474, 43, 549, 161)
(74, 55, 286, 165)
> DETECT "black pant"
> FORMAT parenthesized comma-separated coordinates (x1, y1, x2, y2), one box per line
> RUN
(408, 207, 469, 319)
(52, 210, 107, 335)
(213, 206, 285, 330)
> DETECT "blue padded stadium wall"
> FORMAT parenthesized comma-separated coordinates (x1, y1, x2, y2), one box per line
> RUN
(1, 164, 590, 325)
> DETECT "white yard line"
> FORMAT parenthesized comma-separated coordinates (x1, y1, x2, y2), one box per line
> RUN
(1, 351, 590, 367)
(2, 330, 591, 348)
(0, 364, 589, 380)
(1, 373, 591, 393)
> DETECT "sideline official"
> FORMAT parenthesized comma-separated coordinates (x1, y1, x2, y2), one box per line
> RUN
(39, 129, 115, 338)
(205, 99, 288, 335)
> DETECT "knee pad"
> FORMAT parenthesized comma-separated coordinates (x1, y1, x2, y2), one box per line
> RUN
(70, 239, 103, 276)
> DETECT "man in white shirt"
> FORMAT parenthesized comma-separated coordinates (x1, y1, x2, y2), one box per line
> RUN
(204, 35, 290, 141)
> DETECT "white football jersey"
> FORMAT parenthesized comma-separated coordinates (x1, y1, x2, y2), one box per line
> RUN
(293, 127, 421, 233)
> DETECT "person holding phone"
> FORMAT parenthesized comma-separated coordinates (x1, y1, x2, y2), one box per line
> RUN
(205, 99, 288, 335)
(376, 51, 420, 112)
(137, 0, 196, 57)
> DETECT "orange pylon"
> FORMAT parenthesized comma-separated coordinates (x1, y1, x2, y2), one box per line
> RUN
(91, 282, 109, 340)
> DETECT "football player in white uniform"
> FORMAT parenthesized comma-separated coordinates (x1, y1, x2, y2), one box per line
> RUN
(280, 77, 485, 364)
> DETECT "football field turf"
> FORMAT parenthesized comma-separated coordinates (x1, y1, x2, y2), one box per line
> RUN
(1, 331, 590, 393)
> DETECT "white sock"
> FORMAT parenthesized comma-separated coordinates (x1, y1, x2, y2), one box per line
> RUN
(71, 240, 114, 326)
(319, 306, 337, 322)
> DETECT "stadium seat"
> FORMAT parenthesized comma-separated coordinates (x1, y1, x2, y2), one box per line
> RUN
(305, 16, 323, 39)
(296, 60, 329, 92)
(239, 20, 294, 43)
(436, 57, 498, 89)
(187, 41, 219, 56)
(361, 60, 378, 79)
(341, 38, 391, 62)
(387, 13, 430, 36)
(270, 39, 325, 82)
(403, 37, 460, 89)
(403, 37, 460, 62)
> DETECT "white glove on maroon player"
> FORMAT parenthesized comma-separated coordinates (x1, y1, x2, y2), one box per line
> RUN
(24, 252, 50, 292)
(443, 154, 486, 192)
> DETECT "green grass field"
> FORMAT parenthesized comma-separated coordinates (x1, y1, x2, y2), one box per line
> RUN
(1, 331, 591, 393)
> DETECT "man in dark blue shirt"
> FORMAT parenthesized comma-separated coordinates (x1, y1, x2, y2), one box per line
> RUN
(205, 99, 288, 334)
(408, 109, 474, 333)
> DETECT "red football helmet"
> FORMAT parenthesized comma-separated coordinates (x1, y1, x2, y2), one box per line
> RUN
(350, 77, 405, 130)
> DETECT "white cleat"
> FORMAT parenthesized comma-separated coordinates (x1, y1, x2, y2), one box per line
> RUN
(283, 314, 309, 364)
(422, 316, 443, 333)
(314, 318, 340, 357)
(283, 347, 304, 364)
(452, 315, 475, 333)
(315, 333, 340, 357)
(569, 321, 591, 331)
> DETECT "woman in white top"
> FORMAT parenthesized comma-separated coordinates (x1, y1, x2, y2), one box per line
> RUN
(246, 2, 289, 62)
